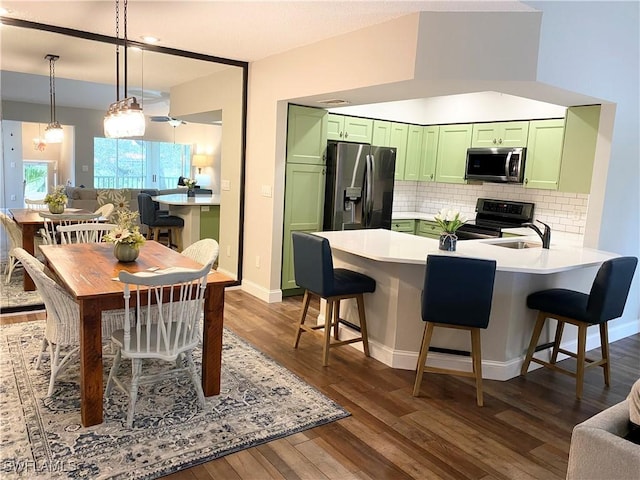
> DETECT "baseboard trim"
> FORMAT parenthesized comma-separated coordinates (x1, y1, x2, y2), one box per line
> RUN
(241, 279, 282, 303)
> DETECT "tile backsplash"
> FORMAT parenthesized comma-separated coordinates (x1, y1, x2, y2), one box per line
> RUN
(393, 181, 589, 235)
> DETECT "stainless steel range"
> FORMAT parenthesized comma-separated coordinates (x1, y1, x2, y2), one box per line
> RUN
(456, 198, 535, 240)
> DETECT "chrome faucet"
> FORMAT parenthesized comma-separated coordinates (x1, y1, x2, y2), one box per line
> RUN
(522, 220, 551, 249)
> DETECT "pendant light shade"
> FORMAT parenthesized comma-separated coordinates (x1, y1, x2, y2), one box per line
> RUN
(104, 0, 145, 138)
(45, 54, 64, 144)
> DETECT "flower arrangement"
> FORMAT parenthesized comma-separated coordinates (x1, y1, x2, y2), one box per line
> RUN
(434, 208, 467, 234)
(104, 209, 146, 249)
(183, 178, 197, 190)
(43, 185, 68, 207)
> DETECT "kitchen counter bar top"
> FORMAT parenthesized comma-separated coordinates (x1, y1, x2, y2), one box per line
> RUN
(316, 228, 609, 273)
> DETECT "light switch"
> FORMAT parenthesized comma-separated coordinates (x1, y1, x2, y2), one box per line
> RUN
(261, 185, 272, 197)
(82, 165, 89, 172)
(10, 162, 15, 168)
(221, 180, 231, 191)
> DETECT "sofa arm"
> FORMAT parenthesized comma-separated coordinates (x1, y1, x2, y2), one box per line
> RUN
(567, 400, 640, 479)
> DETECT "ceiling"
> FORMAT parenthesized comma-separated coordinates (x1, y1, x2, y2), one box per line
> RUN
(0, 1, 543, 116)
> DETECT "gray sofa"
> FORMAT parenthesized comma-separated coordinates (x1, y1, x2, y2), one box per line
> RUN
(64, 187, 185, 215)
(567, 400, 640, 479)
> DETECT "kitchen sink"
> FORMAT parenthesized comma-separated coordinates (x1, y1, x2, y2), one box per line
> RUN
(492, 240, 542, 249)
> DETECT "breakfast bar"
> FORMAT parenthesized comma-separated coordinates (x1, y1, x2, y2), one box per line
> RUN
(152, 194, 221, 248)
(314, 229, 618, 380)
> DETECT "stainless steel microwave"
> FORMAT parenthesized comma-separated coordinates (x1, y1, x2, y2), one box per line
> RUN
(465, 147, 526, 183)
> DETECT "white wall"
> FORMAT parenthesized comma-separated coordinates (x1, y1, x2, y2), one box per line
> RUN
(526, 1, 640, 332)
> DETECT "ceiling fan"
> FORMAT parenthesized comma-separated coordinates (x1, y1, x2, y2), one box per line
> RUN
(150, 116, 187, 127)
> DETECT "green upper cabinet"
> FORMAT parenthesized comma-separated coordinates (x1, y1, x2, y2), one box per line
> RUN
(326, 114, 373, 143)
(523, 119, 565, 190)
(286, 105, 327, 165)
(419, 126, 439, 182)
(372, 120, 392, 146)
(471, 121, 530, 148)
(281, 163, 326, 290)
(404, 125, 424, 181)
(435, 124, 472, 184)
(558, 105, 600, 194)
(389, 122, 409, 180)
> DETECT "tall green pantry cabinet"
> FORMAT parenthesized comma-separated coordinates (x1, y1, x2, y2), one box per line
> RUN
(282, 105, 328, 291)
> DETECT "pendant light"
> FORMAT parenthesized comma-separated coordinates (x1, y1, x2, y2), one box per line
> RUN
(44, 54, 64, 144)
(104, 0, 145, 138)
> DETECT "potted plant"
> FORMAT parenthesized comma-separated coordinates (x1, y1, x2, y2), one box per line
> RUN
(43, 185, 68, 214)
(434, 208, 467, 251)
(184, 178, 197, 197)
(104, 209, 146, 262)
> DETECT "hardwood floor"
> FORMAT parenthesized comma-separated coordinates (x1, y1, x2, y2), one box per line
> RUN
(3, 291, 639, 479)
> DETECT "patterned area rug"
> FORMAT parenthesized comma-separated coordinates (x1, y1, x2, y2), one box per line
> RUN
(0, 321, 349, 479)
(0, 267, 44, 313)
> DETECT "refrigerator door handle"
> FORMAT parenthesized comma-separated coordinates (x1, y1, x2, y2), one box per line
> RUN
(364, 154, 374, 227)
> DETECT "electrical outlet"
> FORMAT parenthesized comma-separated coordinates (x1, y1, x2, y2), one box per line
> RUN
(221, 179, 231, 191)
(255, 256, 260, 268)
(226, 245, 231, 257)
(10, 194, 16, 201)
(260, 185, 272, 197)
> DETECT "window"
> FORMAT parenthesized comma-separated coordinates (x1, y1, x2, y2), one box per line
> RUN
(24, 161, 49, 200)
(94, 138, 191, 189)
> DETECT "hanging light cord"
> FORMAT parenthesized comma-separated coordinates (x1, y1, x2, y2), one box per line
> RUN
(49, 56, 57, 124)
(123, 0, 128, 97)
(114, 0, 120, 102)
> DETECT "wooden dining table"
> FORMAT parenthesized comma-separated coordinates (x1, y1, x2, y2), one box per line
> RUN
(38, 241, 235, 427)
(8, 208, 100, 291)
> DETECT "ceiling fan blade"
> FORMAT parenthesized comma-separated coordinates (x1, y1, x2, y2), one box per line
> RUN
(150, 116, 187, 127)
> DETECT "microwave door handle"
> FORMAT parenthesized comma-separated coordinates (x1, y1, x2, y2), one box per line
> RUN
(504, 151, 513, 179)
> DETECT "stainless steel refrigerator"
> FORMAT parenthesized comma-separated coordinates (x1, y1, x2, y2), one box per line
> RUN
(323, 141, 396, 231)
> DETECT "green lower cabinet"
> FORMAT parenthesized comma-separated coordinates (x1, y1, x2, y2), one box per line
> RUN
(199, 205, 220, 241)
(281, 163, 325, 291)
(524, 119, 565, 190)
(391, 219, 415, 233)
(415, 220, 441, 239)
(435, 124, 472, 184)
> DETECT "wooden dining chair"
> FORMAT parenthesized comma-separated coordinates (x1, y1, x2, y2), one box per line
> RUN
(13, 248, 126, 397)
(106, 261, 213, 427)
(57, 222, 117, 244)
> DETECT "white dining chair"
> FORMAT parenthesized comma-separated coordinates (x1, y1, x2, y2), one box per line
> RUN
(106, 262, 213, 427)
(25, 198, 48, 210)
(0, 211, 24, 284)
(57, 222, 117, 244)
(181, 238, 219, 268)
(39, 212, 101, 245)
(94, 203, 115, 221)
(13, 248, 126, 397)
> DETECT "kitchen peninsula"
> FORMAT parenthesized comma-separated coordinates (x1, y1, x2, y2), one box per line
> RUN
(153, 193, 221, 248)
(315, 229, 617, 380)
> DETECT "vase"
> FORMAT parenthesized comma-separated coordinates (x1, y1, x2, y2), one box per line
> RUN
(439, 232, 457, 252)
(48, 203, 64, 214)
(187, 189, 196, 197)
(114, 243, 140, 262)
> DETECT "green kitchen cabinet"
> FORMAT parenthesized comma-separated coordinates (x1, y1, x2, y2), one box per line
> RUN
(286, 105, 327, 165)
(419, 126, 439, 182)
(415, 220, 441, 239)
(390, 122, 409, 180)
(327, 114, 373, 143)
(471, 121, 530, 148)
(372, 120, 392, 146)
(435, 124, 472, 184)
(281, 163, 326, 291)
(403, 125, 424, 181)
(524, 119, 565, 190)
(391, 219, 416, 233)
(558, 105, 601, 194)
(199, 205, 220, 242)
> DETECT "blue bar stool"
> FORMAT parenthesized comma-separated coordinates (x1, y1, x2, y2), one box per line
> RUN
(521, 256, 637, 399)
(413, 255, 497, 406)
(291, 232, 375, 366)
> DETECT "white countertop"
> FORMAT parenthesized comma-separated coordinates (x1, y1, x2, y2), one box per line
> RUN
(315, 228, 616, 274)
(152, 194, 221, 206)
(392, 212, 585, 247)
